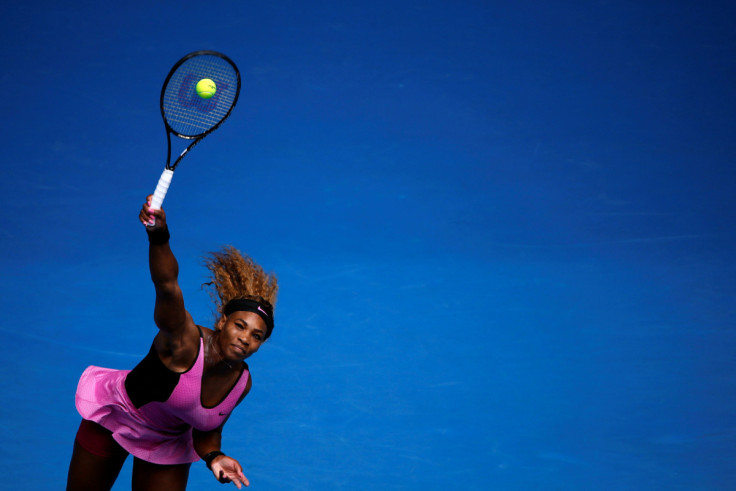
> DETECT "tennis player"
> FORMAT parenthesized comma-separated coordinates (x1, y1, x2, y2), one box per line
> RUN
(66, 197, 277, 490)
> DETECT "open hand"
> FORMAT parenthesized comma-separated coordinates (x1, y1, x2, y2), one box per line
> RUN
(211, 455, 249, 488)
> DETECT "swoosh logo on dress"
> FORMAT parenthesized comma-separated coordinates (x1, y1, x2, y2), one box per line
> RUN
(219, 412, 230, 416)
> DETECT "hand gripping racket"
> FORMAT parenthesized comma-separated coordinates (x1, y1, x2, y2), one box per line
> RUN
(148, 50, 240, 224)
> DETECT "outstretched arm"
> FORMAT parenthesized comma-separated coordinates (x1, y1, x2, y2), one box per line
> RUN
(139, 198, 188, 335)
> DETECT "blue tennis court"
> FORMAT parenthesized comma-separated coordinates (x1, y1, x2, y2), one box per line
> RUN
(1, 1, 735, 489)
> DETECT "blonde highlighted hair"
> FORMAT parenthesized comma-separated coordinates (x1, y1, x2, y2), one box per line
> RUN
(203, 246, 278, 317)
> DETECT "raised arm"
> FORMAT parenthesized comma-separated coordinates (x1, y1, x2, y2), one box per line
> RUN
(139, 198, 189, 334)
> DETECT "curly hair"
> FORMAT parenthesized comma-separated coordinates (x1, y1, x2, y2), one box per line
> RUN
(203, 245, 278, 323)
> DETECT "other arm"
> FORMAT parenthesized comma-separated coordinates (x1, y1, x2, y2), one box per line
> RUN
(193, 377, 252, 488)
(193, 423, 249, 488)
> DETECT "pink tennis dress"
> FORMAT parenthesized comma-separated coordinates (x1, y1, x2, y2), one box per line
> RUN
(75, 332, 249, 465)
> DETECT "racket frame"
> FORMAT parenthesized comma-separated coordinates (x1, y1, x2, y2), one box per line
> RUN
(148, 50, 241, 221)
(160, 50, 241, 172)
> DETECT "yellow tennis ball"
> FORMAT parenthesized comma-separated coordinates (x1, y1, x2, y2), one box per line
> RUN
(196, 78, 216, 99)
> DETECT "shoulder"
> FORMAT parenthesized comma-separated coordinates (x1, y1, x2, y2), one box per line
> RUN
(153, 312, 202, 372)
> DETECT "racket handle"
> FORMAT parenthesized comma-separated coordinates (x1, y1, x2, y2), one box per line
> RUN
(148, 169, 174, 226)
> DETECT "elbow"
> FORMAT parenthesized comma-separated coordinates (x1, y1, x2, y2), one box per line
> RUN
(154, 280, 179, 297)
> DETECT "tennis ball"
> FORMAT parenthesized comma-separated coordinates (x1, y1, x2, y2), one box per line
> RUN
(196, 78, 216, 99)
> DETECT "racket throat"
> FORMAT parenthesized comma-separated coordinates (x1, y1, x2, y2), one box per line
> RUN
(165, 131, 174, 171)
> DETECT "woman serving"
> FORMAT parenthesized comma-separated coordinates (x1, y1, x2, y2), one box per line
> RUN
(66, 198, 277, 490)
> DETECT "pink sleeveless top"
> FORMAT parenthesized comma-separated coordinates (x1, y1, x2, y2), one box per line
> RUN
(75, 336, 249, 465)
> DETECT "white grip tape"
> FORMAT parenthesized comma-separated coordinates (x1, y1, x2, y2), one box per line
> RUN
(150, 169, 174, 210)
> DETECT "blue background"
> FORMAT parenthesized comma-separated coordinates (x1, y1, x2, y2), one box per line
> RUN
(1, 1, 735, 489)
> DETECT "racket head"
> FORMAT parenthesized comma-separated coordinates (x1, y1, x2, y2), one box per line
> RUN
(160, 50, 241, 143)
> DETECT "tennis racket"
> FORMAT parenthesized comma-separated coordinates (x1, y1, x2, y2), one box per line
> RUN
(148, 50, 240, 225)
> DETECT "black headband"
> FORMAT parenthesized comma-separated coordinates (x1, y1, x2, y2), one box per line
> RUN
(223, 298, 274, 335)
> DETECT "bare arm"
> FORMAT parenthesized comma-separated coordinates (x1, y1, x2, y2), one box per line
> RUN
(193, 376, 252, 487)
(193, 424, 223, 458)
(139, 199, 194, 341)
(193, 421, 249, 488)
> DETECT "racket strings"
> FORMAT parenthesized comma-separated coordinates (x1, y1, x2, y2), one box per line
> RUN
(162, 55, 239, 137)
